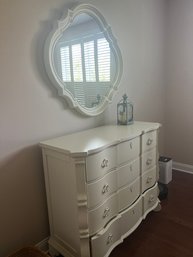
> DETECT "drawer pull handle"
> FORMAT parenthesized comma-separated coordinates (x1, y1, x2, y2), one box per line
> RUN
(101, 159, 109, 168)
(147, 138, 153, 146)
(106, 233, 113, 245)
(102, 184, 109, 194)
(103, 207, 110, 218)
(149, 195, 155, 202)
(146, 176, 152, 184)
(130, 142, 133, 149)
(130, 186, 133, 193)
(132, 209, 135, 215)
(146, 158, 152, 165)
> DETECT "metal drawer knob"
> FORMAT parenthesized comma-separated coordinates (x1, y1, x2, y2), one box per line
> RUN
(101, 158, 109, 168)
(106, 233, 113, 245)
(147, 138, 153, 146)
(146, 176, 152, 184)
(146, 158, 152, 165)
(103, 207, 110, 218)
(102, 184, 109, 194)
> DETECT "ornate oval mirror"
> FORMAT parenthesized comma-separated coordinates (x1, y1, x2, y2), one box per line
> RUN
(44, 4, 123, 116)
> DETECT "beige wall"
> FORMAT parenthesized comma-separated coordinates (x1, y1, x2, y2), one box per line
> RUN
(0, 0, 166, 256)
(165, 0, 193, 165)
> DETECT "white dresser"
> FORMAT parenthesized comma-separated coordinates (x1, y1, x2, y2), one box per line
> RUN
(40, 121, 161, 257)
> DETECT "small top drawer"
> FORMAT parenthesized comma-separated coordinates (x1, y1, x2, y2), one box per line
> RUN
(142, 130, 157, 152)
(117, 137, 140, 165)
(86, 146, 116, 182)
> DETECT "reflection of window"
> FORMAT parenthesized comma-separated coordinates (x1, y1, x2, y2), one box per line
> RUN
(98, 38, 110, 82)
(59, 37, 111, 83)
(60, 46, 71, 82)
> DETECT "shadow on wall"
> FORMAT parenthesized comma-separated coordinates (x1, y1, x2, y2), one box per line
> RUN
(0, 145, 49, 257)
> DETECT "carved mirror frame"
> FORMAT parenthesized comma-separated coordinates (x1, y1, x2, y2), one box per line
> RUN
(44, 3, 123, 116)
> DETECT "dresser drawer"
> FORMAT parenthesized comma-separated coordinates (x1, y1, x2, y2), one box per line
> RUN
(117, 137, 140, 165)
(88, 194, 118, 235)
(141, 166, 157, 193)
(117, 158, 140, 188)
(86, 146, 116, 182)
(141, 147, 157, 173)
(143, 183, 159, 216)
(91, 216, 121, 257)
(118, 177, 140, 211)
(121, 197, 143, 236)
(142, 130, 157, 152)
(87, 170, 117, 209)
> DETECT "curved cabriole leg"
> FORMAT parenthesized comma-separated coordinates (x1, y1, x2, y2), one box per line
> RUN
(154, 202, 162, 212)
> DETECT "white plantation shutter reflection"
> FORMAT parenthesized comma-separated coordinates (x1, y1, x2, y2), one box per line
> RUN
(97, 38, 110, 82)
(60, 46, 71, 82)
(59, 37, 110, 84)
(72, 44, 83, 82)
(84, 40, 96, 82)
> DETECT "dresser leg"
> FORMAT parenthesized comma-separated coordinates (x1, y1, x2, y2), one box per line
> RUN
(154, 202, 161, 212)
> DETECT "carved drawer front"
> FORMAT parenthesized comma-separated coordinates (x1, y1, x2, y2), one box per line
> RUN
(141, 147, 157, 173)
(117, 137, 140, 165)
(87, 170, 117, 209)
(121, 197, 143, 236)
(143, 183, 159, 215)
(117, 158, 140, 188)
(91, 215, 121, 257)
(88, 194, 118, 235)
(118, 177, 140, 211)
(86, 146, 116, 182)
(141, 166, 157, 193)
(142, 130, 157, 152)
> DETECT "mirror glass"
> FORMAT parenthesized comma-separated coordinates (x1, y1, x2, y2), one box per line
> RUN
(44, 4, 123, 116)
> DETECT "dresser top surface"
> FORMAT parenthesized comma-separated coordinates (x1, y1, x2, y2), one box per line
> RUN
(40, 121, 161, 156)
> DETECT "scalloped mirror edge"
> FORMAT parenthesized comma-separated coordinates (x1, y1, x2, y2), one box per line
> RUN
(44, 3, 123, 116)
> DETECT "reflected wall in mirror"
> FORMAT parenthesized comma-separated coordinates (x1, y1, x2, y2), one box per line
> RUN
(44, 4, 123, 116)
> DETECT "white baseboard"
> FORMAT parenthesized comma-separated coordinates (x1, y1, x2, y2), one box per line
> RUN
(35, 237, 49, 252)
(173, 161, 193, 174)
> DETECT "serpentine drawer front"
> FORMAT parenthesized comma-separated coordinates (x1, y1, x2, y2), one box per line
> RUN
(118, 177, 140, 211)
(86, 146, 117, 182)
(40, 122, 161, 257)
(88, 193, 118, 235)
(87, 170, 117, 209)
(117, 158, 140, 188)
